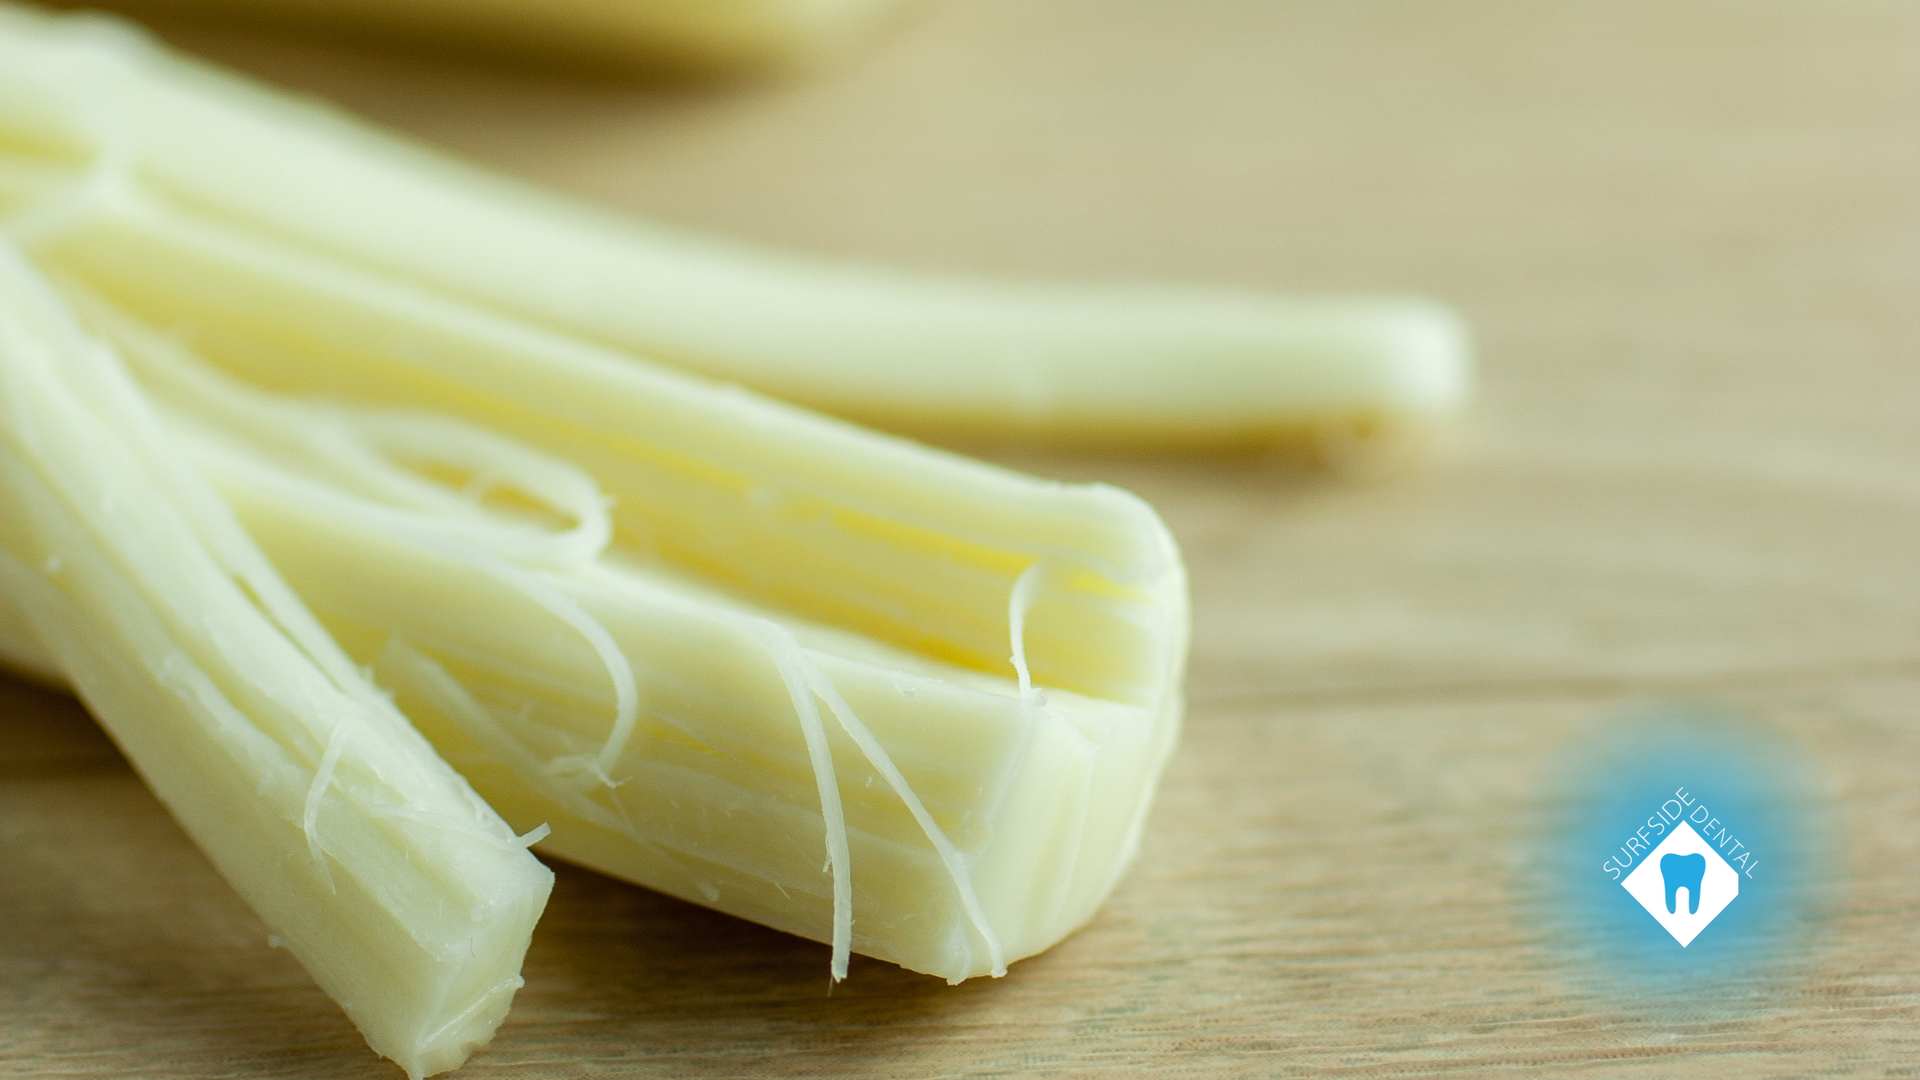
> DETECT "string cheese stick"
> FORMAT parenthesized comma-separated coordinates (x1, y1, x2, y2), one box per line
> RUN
(0, 241, 552, 1080)
(0, 3, 1471, 451)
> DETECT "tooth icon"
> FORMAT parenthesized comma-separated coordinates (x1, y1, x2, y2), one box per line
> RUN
(1622, 821, 1739, 946)
(1661, 852, 1707, 915)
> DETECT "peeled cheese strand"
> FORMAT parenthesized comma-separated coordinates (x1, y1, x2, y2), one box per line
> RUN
(303, 715, 351, 893)
(376, 638, 716, 896)
(747, 619, 854, 981)
(1006, 559, 1047, 703)
(0, 238, 553, 1080)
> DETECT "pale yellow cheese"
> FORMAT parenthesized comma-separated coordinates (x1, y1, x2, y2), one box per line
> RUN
(0, 242, 553, 1080)
(0, 1, 1192, 1057)
(42, 217, 1187, 982)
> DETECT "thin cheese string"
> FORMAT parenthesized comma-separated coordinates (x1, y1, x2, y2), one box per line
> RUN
(303, 717, 350, 892)
(742, 618, 853, 980)
(798, 653, 1007, 978)
(378, 639, 711, 897)
(1007, 560, 1046, 702)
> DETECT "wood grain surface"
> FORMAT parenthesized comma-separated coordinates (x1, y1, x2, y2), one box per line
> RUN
(4, 1, 1918, 1075)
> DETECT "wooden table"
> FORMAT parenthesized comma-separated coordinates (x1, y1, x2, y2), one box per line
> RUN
(5, 1, 1917, 1074)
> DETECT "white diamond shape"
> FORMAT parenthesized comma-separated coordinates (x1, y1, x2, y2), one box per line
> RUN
(1621, 821, 1740, 946)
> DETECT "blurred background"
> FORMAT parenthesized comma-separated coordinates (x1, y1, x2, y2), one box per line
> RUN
(5, 1, 1919, 1076)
